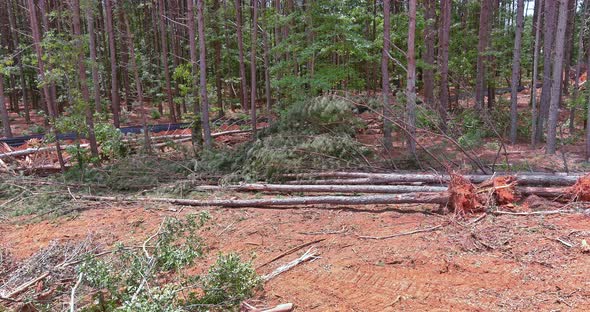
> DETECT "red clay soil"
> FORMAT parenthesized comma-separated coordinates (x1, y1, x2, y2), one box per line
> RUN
(449, 173, 483, 215)
(3, 200, 590, 311)
(492, 176, 518, 205)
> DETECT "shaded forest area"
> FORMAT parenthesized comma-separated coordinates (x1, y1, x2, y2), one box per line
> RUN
(4, 0, 590, 311)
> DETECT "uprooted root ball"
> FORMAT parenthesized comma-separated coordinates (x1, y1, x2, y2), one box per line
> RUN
(449, 173, 483, 215)
(568, 174, 590, 201)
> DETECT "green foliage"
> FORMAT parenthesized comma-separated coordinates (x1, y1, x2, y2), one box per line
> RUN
(151, 109, 162, 120)
(94, 122, 128, 159)
(197, 253, 261, 306)
(77, 213, 259, 311)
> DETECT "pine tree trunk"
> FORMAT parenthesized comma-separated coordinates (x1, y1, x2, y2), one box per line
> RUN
(235, 0, 248, 113)
(422, 0, 436, 108)
(7, 0, 30, 124)
(509, 0, 525, 144)
(475, 0, 493, 111)
(250, 0, 258, 138)
(547, 0, 569, 154)
(262, 1, 272, 115)
(187, 0, 203, 148)
(438, 0, 451, 132)
(104, 0, 121, 127)
(537, 0, 558, 143)
(27, 0, 65, 171)
(213, 0, 224, 117)
(158, 0, 177, 123)
(382, 0, 393, 151)
(71, 0, 99, 158)
(0, 75, 12, 138)
(86, 1, 102, 114)
(572, 0, 588, 134)
(562, 0, 576, 96)
(197, 0, 212, 147)
(531, 0, 544, 147)
(123, 11, 151, 153)
(406, 0, 417, 155)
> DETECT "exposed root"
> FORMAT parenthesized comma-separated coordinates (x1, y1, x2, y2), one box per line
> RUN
(491, 176, 518, 205)
(449, 173, 483, 215)
(568, 174, 590, 202)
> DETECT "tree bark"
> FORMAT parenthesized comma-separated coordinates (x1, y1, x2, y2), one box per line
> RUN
(438, 0, 451, 132)
(6, 0, 30, 124)
(235, 0, 248, 112)
(262, 1, 272, 116)
(0, 76, 12, 138)
(213, 0, 224, 117)
(422, 0, 436, 107)
(197, 0, 212, 147)
(283, 171, 582, 186)
(382, 0, 393, 151)
(531, 0, 544, 147)
(546, 0, 569, 154)
(104, 0, 121, 127)
(406, 0, 417, 155)
(250, 0, 258, 138)
(86, 0, 102, 114)
(187, 0, 203, 148)
(571, 0, 588, 134)
(158, 0, 177, 123)
(509, 0, 525, 144)
(79, 193, 451, 207)
(475, 0, 493, 111)
(192, 183, 448, 194)
(123, 11, 151, 153)
(537, 0, 558, 143)
(71, 0, 99, 158)
(27, 0, 65, 172)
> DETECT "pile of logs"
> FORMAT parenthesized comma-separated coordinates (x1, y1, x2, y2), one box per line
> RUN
(79, 171, 590, 213)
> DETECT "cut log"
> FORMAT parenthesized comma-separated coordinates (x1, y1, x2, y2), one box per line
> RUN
(284, 172, 582, 186)
(192, 183, 448, 194)
(78, 192, 450, 207)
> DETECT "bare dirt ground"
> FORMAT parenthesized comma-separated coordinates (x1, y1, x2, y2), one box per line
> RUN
(2, 199, 590, 311)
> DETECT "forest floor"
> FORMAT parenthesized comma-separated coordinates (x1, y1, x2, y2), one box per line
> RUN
(2, 198, 590, 311)
(3, 90, 590, 310)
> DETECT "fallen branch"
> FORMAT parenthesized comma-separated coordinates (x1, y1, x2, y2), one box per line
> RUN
(262, 248, 319, 281)
(357, 224, 443, 240)
(491, 209, 572, 216)
(257, 238, 326, 269)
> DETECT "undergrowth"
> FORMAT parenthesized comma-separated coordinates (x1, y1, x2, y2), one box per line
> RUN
(196, 96, 371, 182)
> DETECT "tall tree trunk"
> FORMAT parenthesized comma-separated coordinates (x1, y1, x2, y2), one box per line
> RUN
(0, 76, 12, 138)
(118, 8, 132, 112)
(572, 0, 588, 134)
(475, 0, 493, 111)
(236, 0, 248, 113)
(251, 0, 259, 138)
(187, 0, 203, 148)
(27, 0, 65, 171)
(438, 0, 451, 132)
(123, 11, 151, 153)
(158, 0, 177, 123)
(406, 0, 417, 155)
(382, 0, 393, 151)
(197, 0, 212, 146)
(213, 0, 224, 117)
(262, 1, 272, 115)
(422, 0, 436, 108)
(562, 0, 576, 96)
(537, 0, 558, 143)
(547, 0, 569, 154)
(531, 0, 544, 147)
(105, 0, 121, 127)
(86, 0, 102, 114)
(71, 0, 99, 158)
(7, 0, 30, 124)
(509, 0, 525, 144)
